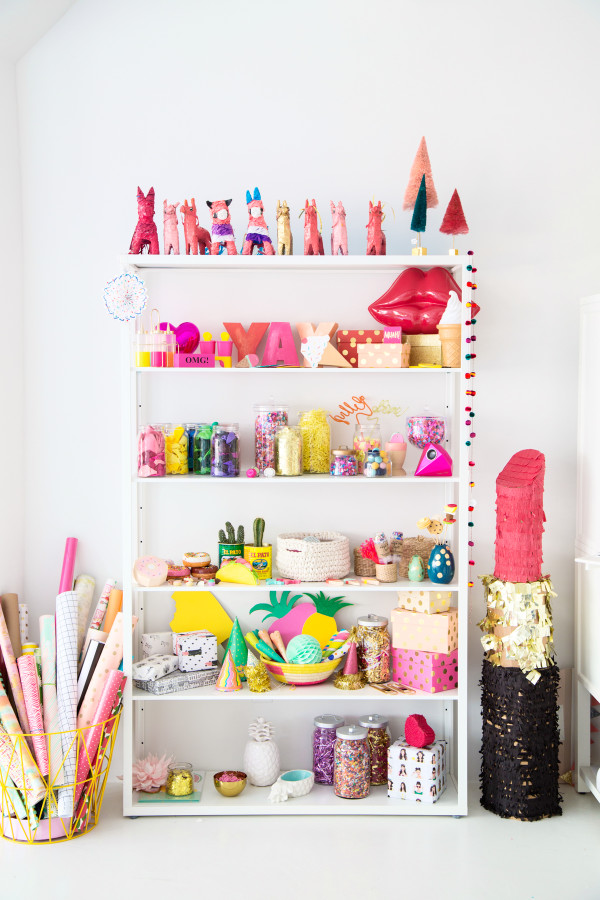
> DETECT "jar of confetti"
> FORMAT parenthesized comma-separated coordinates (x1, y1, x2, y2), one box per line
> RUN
(353, 423, 382, 474)
(185, 424, 200, 473)
(330, 447, 358, 477)
(358, 714, 391, 785)
(334, 725, 370, 799)
(299, 409, 331, 474)
(193, 423, 214, 475)
(407, 415, 446, 449)
(137, 424, 166, 477)
(364, 448, 390, 478)
(275, 425, 302, 476)
(165, 762, 194, 796)
(357, 614, 390, 683)
(164, 424, 189, 475)
(254, 404, 288, 472)
(313, 714, 345, 784)
(211, 424, 240, 477)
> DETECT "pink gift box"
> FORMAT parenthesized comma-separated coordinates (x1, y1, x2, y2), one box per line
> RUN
(391, 647, 458, 693)
(391, 608, 458, 653)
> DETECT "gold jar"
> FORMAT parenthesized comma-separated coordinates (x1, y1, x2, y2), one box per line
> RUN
(166, 761, 194, 796)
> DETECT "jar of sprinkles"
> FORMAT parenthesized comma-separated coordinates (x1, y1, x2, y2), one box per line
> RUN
(254, 404, 288, 472)
(313, 714, 345, 785)
(334, 725, 370, 799)
(358, 714, 391, 785)
(330, 446, 358, 477)
(357, 614, 390, 684)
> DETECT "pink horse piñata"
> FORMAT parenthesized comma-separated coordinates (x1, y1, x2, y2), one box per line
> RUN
(163, 200, 180, 255)
(330, 201, 348, 256)
(207, 199, 237, 255)
(366, 200, 386, 255)
(129, 186, 159, 255)
(180, 199, 211, 255)
(303, 199, 324, 255)
(242, 187, 275, 255)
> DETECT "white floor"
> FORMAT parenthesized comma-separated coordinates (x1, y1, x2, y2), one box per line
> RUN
(1, 783, 599, 900)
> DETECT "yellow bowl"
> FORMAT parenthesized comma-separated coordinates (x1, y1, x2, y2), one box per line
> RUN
(260, 651, 346, 686)
(214, 771, 247, 797)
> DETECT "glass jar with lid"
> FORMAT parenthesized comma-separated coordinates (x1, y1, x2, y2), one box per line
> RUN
(298, 409, 331, 474)
(333, 725, 370, 799)
(164, 424, 189, 475)
(211, 424, 240, 477)
(356, 614, 390, 683)
(358, 714, 391, 784)
(193, 422, 215, 475)
(330, 446, 358, 477)
(254, 404, 288, 472)
(275, 425, 303, 476)
(313, 714, 345, 785)
(353, 423, 382, 474)
(165, 762, 194, 796)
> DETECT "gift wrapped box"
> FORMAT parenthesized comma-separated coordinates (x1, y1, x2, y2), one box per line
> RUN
(403, 334, 442, 366)
(391, 647, 458, 693)
(388, 739, 447, 802)
(173, 630, 218, 672)
(357, 343, 410, 369)
(396, 590, 452, 615)
(337, 329, 384, 368)
(132, 654, 179, 682)
(141, 631, 173, 657)
(134, 667, 218, 694)
(391, 608, 458, 653)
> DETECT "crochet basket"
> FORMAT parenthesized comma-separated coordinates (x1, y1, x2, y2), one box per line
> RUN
(396, 536, 437, 579)
(276, 532, 350, 582)
(353, 548, 376, 577)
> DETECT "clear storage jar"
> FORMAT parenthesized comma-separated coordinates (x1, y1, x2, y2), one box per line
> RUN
(353, 423, 382, 474)
(299, 409, 331, 474)
(364, 448, 390, 478)
(192, 423, 214, 475)
(211, 424, 240, 477)
(313, 714, 345, 785)
(137, 424, 166, 478)
(254, 404, 288, 472)
(165, 762, 194, 796)
(358, 714, 391, 785)
(357, 614, 390, 684)
(164, 424, 189, 475)
(275, 425, 302, 476)
(334, 725, 370, 799)
(330, 447, 358, 477)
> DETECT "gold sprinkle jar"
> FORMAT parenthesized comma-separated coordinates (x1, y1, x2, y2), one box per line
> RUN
(166, 761, 194, 796)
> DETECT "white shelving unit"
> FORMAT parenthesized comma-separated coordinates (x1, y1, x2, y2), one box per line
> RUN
(120, 254, 472, 818)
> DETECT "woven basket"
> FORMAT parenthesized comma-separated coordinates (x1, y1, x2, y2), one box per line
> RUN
(276, 532, 350, 582)
(354, 548, 376, 577)
(375, 562, 398, 583)
(396, 536, 436, 578)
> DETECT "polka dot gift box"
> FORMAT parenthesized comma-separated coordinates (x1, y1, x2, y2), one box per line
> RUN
(396, 590, 452, 615)
(391, 647, 458, 693)
(357, 342, 411, 369)
(391, 608, 458, 654)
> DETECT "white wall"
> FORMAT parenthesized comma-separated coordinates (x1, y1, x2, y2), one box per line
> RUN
(15, 0, 600, 770)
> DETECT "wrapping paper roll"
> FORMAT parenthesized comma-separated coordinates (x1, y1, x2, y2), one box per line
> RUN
(102, 589, 123, 635)
(0, 757, 28, 819)
(73, 672, 124, 809)
(0, 594, 22, 663)
(17, 655, 48, 776)
(39, 615, 63, 787)
(58, 537, 78, 594)
(77, 613, 136, 729)
(18, 603, 29, 647)
(81, 580, 117, 664)
(74, 574, 95, 657)
(0, 601, 30, 735)
(56, 591, 79, 816)
(0, 682, 45, 804)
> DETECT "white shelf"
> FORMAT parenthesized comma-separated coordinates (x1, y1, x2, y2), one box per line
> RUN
(127, 775, 461, 817)
(133, 579, 459, 593)
(580, 767, 600, 803)
(121, 254, 469, 271)
(132, 366, 462, 374)
(132, 682, 459, 703)
(134, 474, 459, 485)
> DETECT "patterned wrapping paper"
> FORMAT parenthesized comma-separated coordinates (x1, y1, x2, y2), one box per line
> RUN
(0, 600, 30, 736)
(134, 667, 218, 694)
(0, 682, 45, 804)
(141, 631, 173, 657)
(56, 591, 80, 816)
(80, 579, 117, 663)
(391, 647, 458, 693)
(174, 631, 218, 672)
(0, 756, 29, 820)
(77, 612, 136, 729)
(391, 608, 458, 654)
(396, 590, 452, 615)
(1, 593, 22, 659)
(17, 655, 48, 775)
(39, 615, 63, 788)
(18, 603, 28, 648)
(72, 671, 124, 810)
(74, 575, 95, 657)
(132, 655, 179, 682)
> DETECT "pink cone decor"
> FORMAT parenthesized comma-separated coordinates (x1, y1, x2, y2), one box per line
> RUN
(439, 190, 469, 237)
(129, 186, 159, 255)
(330, 201, 348, 255)
(342, 640, 358, 675)
(403, 138, 438, 211)
(366, 200, 386, 255)
(333, 627, 365, 690)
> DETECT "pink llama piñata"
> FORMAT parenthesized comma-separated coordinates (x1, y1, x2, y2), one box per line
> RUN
(366, 200, 386, 255)
(242, 187, 275, 255)
(330, 201, 348, 256)
(207, 199, 238, 255)
(163, 200, 180, 255)
(180, 199, 211, 256)
(129, 186, 159, 255)
(303, 199, 324, 255)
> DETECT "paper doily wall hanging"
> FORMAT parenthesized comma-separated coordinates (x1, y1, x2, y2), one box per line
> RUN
(104, 273, 148, 321)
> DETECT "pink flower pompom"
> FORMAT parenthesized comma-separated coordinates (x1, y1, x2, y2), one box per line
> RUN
(132, 753, 173, 793)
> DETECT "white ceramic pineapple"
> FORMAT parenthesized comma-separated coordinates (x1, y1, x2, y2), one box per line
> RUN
(243, 717, 280, 786)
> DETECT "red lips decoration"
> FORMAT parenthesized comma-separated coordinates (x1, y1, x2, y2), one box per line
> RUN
(368, 267, 478, 335)
(405, 714, 436, 748)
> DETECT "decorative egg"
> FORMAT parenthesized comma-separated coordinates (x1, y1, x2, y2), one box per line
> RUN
(427, 543, 455, 584)
(286, 635, 323, 665)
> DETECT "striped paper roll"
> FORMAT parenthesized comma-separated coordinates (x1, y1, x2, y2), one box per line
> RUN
(77, 612, 135, 729)
(73, 671, 124, 808)
(0, 600, 30, 735)
(39, 615, 63, 787)
(56, 591, 79, 817)
(17, 655, 49, 775)
(74, 574, 95, 657)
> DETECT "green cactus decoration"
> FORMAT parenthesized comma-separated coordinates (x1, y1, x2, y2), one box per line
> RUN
(218, 528, 226, 543)
(253, 518, 265, 548)
(225, 521, 235, 542)
(219, 521, 245, 544)
(237, 524, 245, 543)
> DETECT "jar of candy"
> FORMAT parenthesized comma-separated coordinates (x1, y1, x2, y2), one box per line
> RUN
(330, 447, 358, 477)
(358, 714, 391, 785)
(364, 448, 390, 478)
(137, 425, 166, 477)
(407, 415, 446, 448)
(185, 424, 199, 473)
(313, 714, 345, 784)
(193, 423, 214, 475)
(353, 423, 382, 474)
(275, 425, 302, 476)
(254, 404, 288, 472)
(164, 424, 189, 475)
(211, 424, 240, 477)
(357, 614, 390, 683)
(299, 409, 331, 473)
(165, 762, 194, 796)
(334, 725, 370, 799)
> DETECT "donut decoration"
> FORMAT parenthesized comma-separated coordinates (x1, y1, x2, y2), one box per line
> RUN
(166, 566, 191, 584)
(133, 556, 168, 587)
(182, 552, 211, 568)
(192, 565, 219, 581)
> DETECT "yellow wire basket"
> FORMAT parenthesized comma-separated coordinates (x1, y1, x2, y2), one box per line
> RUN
(0, 711, 121, 843)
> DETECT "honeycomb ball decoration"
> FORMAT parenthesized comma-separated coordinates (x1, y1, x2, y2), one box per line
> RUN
(286, 635, 323, 665)
(427, 544, 455, 584)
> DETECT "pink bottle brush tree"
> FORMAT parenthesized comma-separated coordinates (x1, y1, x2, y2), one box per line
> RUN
(439, 189, 469, 253)
(403, 137, 438, 211)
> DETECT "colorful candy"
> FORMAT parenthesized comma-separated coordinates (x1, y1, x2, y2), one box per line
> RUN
(211, 424, 240, 477)
(407, 416, 445, 449)
(254, 405, 288, 472)
(353, 423, 381, 474)
(164, 425, 188, 475)
(330, 448, 358, 476)
(137, 425, 166, 477)
(334, 725, 370, 799)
